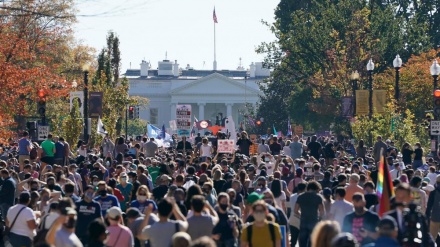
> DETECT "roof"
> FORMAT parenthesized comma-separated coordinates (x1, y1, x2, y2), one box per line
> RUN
(123, 69, 254, 79)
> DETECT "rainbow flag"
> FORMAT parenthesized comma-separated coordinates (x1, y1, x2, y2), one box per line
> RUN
(377, 150, 394, 217)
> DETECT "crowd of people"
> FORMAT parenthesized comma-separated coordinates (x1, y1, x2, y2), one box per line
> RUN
(0, 130, 439, 247)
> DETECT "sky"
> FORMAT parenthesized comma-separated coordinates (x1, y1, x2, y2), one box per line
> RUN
(74, 0, 279, 73)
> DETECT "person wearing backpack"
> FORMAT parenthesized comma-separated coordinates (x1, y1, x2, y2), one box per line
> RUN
(240, 200, 282, 247)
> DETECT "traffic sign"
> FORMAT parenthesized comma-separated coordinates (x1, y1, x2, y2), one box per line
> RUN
(430, 121, 440, 135)
(38, 126, 50, 140)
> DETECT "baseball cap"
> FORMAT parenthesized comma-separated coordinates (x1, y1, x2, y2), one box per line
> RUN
(323, 188, 332, 196)
(247, 192, 264, 204)
(160, 174, 172, 181)
(127, 171, 137, 177)
(19, 191, 31, 202)
(46, 165, 53, 170)
(107, 206, 122, 220)
(257, 176, 267, 182)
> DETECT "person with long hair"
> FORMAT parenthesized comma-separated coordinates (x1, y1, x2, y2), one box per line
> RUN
(270, 179, 286, 213)
(413, 142, 424, 170)
(355, 140, 367, 160)
(311, 220, 341, 247)
(213, 169, 226, 195)
(288, 168, 305, 193)
(401, 142, 413, 165)
(185, 184, 203, 209)
(130, 185, 157, 214)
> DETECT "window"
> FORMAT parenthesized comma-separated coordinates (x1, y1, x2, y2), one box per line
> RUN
(150, 108, 158, 125)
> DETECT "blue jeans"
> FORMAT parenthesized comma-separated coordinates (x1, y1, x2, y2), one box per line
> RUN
(8, 232, 32, 247)
(299, 222, 317, 247)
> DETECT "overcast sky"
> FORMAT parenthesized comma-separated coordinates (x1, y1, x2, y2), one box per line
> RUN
(74, 0, 279, 72)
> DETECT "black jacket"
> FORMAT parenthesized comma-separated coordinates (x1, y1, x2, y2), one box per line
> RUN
(0, 177, 16, 206)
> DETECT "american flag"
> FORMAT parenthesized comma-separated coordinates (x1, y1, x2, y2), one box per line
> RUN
(247, 116, 255, 126)
(213, 8, 218, 23)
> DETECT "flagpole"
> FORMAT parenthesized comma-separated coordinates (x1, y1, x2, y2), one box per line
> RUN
(213, 8, 217, 71)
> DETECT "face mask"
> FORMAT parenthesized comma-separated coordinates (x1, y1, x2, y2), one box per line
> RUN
(128, 178, 133, 183)
(121, 177, 127, 182)
(264, 199, 273, 205)
(85, 192, 94, 199)
(47, 184, 55, 190)
(31, 187, 38, 191)
(64, 217, 77, 229)
(264, 158, 270, 162)
(99, 190, 107, 197)
(253, 212, 266, 222)
(93, 182, 98, 186)
(106, 161, 110, 166)
(94, 167, 99, 171)
(219, 204, 228, 211)
(137, 196, 146, 202)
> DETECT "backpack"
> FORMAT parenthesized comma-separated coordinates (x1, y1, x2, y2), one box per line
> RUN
(246, 222, 276, 247)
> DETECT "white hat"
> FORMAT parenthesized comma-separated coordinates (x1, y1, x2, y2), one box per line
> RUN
(107, 206, 122, 219)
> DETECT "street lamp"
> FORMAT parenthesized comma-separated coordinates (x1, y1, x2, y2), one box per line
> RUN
(82, 63, 90, 143)
(393, 55, 402, 102)
(430, 59, 440, 91)
(350, 71, 360, 117)
(367, 59, 375, 117)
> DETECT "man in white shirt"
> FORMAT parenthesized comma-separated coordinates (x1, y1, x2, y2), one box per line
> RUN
(6, 191, 37, 247)
(389, 163, 401, 180)
(329, 187, 354, 228)
(427, 166, 438, 186)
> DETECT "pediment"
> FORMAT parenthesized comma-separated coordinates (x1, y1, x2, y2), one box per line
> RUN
(170, 73, 260, 95)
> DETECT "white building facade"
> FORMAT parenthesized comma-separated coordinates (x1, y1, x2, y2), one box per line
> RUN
(125, 59, 270, 130)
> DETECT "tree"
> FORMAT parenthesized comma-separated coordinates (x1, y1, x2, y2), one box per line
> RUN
(374, 49, 438, 119)
(61, 99, 83, 150)
(257, 0, 432, 133)
(0, 0, 77, 142)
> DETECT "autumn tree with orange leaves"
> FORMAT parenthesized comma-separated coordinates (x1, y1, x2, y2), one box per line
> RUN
(0, 0, 91, 143)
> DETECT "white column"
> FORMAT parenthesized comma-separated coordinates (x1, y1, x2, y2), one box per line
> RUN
(226, 103, 233, 117)
(170, 103, 177, 120)
(198, 103, 205, 120)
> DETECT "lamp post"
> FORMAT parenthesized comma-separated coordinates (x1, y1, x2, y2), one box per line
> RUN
(367, 59, 375, 117)
(350, 70, 360, 117)
(393, 55, 402, 102)
(430, 60, 440, 93)
(83, 64, 90, 143)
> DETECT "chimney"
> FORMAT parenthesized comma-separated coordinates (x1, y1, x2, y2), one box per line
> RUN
(140, 60, 149, 77)
(173, 60, 179, 77)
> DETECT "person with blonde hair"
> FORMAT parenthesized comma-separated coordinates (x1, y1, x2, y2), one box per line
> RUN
(130, 185, 157, 214)
(311, 220, 341, 247)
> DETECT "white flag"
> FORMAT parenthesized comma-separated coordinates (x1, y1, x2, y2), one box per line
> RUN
(97, 118, 108, 136)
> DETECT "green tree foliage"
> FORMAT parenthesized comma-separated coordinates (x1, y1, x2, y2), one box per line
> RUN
(256, 0, 434, 135)
(351, 103, 429, 148)
(61, 99, 82, 150)
(122, 118, 148, 137)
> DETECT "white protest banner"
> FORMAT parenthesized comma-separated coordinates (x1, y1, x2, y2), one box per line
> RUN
(169, 120, 177, 131)
(176, 104, 191, 136)
(217, 139, 235, 153)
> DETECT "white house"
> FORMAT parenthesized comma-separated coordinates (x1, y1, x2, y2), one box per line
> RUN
(125, 59, 270, 130)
